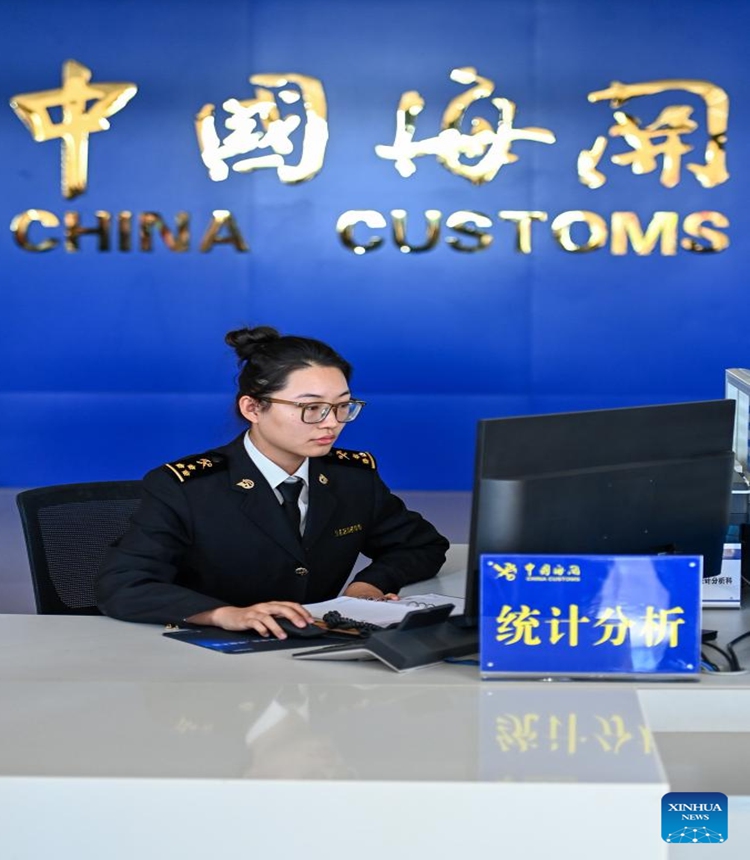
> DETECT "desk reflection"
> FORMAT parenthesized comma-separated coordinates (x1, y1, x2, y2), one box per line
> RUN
(0, 681, 662, 785)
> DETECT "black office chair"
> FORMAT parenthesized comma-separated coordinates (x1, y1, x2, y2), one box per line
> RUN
(16, 481, 142, 614)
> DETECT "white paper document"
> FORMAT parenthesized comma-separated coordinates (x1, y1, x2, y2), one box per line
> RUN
(303, 593, 464, 626)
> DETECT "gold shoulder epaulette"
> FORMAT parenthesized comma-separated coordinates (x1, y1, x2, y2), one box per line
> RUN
(325, 448, 377, 470)
(162, 451, 227, 483)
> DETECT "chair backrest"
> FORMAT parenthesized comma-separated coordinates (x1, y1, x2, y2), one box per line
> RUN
(16, 481, 142, 614)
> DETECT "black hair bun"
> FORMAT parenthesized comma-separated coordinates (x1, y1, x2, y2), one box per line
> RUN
(225, 326, 280, 361)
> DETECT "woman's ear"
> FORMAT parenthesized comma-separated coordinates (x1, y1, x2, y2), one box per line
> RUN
(238, 395, 261, 424)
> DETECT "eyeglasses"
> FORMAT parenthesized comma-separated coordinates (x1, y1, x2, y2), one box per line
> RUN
(261, 397, 366, 424)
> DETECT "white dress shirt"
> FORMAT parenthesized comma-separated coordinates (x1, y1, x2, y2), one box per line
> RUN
(243, 432, 309, 533)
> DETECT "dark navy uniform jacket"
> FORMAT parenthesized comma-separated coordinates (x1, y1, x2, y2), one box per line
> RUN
(96, 434, 449, 624)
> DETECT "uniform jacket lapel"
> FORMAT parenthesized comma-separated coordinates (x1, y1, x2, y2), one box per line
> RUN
(222, 434, 307, 564)
(303, 457, 338, 548)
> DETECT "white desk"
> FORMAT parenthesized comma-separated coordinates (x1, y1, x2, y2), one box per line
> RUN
(1, 550, 750, 859)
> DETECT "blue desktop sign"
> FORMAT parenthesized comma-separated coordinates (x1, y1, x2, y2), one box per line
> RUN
(480, 554, 701, 679)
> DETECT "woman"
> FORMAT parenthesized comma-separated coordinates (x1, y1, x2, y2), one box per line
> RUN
(96, 326, 449, 638)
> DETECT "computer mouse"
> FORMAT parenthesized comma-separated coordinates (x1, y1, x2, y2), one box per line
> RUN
(274, 617, 327, 639)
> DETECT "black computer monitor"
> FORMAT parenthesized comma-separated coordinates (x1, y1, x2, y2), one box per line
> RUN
(464, 400, 736, 621)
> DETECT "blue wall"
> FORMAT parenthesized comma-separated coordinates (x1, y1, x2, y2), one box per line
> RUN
(0, 0, 748, 489)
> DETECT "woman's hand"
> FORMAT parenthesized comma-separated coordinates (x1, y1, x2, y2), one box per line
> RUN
(186, 602, 314, 638)
(343, 582, 399, 601)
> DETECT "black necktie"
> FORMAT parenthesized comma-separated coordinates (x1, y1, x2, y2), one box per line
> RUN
(278, 478, 303, 534)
